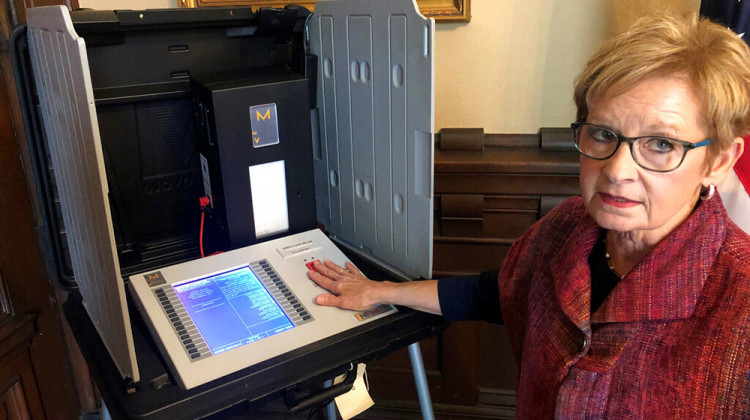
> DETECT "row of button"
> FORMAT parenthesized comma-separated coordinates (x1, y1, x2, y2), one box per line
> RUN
(251, 260, 313, 325)
(154, 287, 211, 361)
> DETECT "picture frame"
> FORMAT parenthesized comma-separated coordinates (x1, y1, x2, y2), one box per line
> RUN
(178, 0, 470, 22)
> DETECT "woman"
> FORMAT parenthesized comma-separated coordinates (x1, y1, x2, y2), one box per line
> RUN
(308, 14, 750, 418)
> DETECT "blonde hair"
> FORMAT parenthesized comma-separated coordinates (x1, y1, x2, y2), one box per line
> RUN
(574, 13, 750, 158)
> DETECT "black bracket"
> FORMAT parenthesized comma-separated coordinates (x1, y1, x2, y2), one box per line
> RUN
(283, 364, 357, 414)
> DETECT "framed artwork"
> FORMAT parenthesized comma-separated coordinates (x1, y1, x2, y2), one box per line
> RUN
(178, 0, 470, 22)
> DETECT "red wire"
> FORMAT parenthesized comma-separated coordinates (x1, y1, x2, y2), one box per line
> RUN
(200, 211, 205, 258)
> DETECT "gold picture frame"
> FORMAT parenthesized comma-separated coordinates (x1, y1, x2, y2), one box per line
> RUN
(179, 0, 470, 23)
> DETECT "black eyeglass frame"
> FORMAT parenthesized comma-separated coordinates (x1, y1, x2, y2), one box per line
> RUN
(570, 121, 712, 173)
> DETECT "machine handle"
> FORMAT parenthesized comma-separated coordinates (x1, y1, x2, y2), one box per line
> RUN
(284, 365, 357, 413)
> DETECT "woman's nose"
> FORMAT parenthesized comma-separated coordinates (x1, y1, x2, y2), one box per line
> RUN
(600, 142, 639, 181)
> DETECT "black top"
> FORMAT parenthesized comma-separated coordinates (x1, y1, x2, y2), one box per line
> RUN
(437, 269, 502, 323)
(437, 233, 620, 323)
(588, 232, 622, 313)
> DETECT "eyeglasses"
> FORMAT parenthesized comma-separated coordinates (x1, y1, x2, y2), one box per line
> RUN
(571, 122, 712, 173)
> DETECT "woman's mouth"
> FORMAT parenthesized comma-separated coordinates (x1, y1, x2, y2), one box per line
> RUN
(598, 192, 640, 208)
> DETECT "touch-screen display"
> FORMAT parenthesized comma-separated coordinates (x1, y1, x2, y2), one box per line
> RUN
(173, 266, 294, 354)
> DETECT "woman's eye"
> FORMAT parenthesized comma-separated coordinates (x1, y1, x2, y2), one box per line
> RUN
(644, 137, 677, 153)
(590, 128, 617, 142)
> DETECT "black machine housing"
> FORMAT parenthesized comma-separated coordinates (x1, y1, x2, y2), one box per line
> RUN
(14, 6, 316, 287)
(191, 67, 317, 251)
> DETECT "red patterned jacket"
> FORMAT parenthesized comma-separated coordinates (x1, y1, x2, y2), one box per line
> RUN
(499, 195, 750, 418)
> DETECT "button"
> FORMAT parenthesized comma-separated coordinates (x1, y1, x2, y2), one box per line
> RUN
(191, 353, 201, 359)
(302, 315, 311, 320)
(305, 260, 322, 272)
(579, 336, 588, 351)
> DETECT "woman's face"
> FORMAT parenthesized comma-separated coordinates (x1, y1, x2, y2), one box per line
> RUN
(580, 75, 711, 243)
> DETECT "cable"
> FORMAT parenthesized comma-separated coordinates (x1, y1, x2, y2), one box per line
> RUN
(200, 211, 206, 258)
(199, 196, 210, 258)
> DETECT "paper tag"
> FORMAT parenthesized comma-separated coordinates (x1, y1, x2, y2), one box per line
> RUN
(334, 364, 374, 420)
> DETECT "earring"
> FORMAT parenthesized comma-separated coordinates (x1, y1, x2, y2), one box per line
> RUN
(700, 184, 715, 201)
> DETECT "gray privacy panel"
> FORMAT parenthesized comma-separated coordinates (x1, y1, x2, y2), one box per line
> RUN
(309, 0, 435, 279)
(26, 6, 139, 383)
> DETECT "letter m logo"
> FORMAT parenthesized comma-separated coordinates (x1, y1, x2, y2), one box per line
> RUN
(256, 108, 271, 121)
(144, 271, 166, 286)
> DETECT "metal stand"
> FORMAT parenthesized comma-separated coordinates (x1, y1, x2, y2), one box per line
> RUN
(324, 379, 337, 420)
(408, 342, 435, 420)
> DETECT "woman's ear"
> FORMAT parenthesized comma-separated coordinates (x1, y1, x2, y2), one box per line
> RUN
(704, 137, 745, 187)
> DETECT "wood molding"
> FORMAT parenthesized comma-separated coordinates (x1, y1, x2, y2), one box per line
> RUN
(0, 314, 35, 360)
(0, 313, 43, 419)
(0, 379, 33, 419)
(249, 393, 515, 419)
(0, 271, 11, 324)
(180, 0, 471, 22)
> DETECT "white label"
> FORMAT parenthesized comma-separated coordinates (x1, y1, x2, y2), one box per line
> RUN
(276, 239, 322, 258)
(249, 160, 289, 239)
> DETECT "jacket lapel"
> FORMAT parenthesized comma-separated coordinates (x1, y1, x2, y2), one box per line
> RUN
(551, 214, 601, 332)
(592, 197, 726, 323)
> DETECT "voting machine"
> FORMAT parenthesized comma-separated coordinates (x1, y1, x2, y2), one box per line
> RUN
(11, 0, 441, 417)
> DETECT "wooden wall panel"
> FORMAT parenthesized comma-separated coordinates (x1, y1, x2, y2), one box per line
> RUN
(0, 0, 86, 418)
(0, 314, 43, 420)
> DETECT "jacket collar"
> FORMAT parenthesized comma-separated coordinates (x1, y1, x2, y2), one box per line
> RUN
(551, 210, 598, 332)
(552, 196, 726, 328)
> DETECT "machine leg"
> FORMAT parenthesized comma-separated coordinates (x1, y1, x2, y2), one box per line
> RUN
(100, 401, 112, 420)
(323, 379, 337, 420)
(408, 342, 435, 420)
